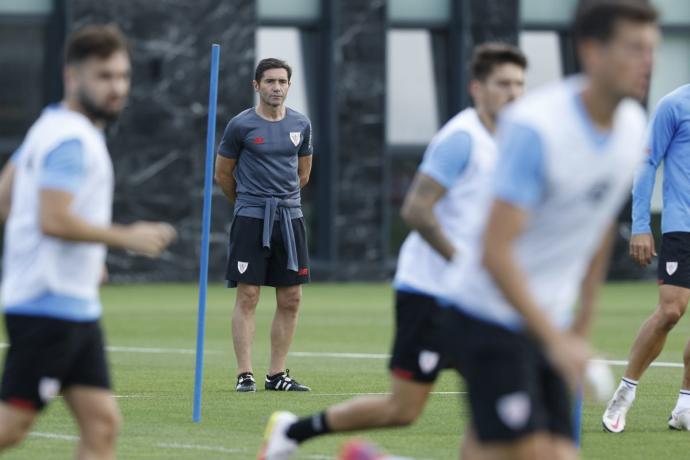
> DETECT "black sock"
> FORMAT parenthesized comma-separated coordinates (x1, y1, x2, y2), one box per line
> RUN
(286, 411, 331, 443)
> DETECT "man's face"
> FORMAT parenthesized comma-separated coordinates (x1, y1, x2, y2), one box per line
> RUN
(66, 50, 131, 122)
(472, 63, 526, 120)
(585, 19, 659, 101)
(253, 68, 290, 108)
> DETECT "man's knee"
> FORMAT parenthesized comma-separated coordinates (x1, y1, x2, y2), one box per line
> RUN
(83, 407, 121, 448)
(384, 398, 421, 427)
(277, 287, 301, 313)
(236, 284, 260, 312)
(0, 407, 34, 449)
(657, 298, 687, 329)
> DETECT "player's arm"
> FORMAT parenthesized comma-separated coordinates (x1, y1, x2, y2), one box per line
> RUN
(400, 174, 454, 261)
(298, 155, 312, 188)
(401, 130, 472, 261)
(0, 161, 16, 222)
(631, 99, 675, 267)
(485, 121, 589, 385)
(571, 222, 616, 338)
(483, 200, 590, 385)
(39, 138, 175, 257)
(41, 189, 175, 257)
(214, 155, 237, 201)
(298, 120, 313, 188)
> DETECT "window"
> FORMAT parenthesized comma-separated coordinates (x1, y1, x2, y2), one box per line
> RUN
(386, 29, 440, 146)
(519, 31, 563, 90)
(257, 0, 320, 22)
(388, 0, 450, 26)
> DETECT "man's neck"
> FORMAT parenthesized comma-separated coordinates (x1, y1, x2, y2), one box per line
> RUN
(64, 98, 106, 129)
(475, 107, 496, 134)
(256, 103, 286, 121)
(580, 81, 621, 131)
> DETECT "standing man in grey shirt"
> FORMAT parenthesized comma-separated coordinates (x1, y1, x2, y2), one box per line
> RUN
(214, 58, 313, 393)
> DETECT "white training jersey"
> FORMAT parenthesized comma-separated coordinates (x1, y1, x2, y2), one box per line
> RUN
(394, 108, 497, 298)
(441, 77, 647, 330)
(2, 105, 114, 321)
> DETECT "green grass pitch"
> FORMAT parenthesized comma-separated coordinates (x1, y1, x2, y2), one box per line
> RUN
(3, 281, 690, 459)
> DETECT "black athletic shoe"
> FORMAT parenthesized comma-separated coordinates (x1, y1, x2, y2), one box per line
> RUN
(236, 372, 257, 392)
(265, 369, 311, 392)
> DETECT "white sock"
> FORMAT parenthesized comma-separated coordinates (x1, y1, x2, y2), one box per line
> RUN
(673, 390, 690, 413)
(618, 377, 638, 399)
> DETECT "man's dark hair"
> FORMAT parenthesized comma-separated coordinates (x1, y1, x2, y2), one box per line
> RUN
(573, 0, 657, 43)
(470, 42, 528, 81)
(64, 24, 129, 65)
(254, 58, 292, 83)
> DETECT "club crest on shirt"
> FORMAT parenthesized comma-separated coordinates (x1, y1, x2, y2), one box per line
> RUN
(289, 132, 301, 147)
(418, 350, 440, 374)
(238, 261, 248, 274)
(667, 261, 678, 276)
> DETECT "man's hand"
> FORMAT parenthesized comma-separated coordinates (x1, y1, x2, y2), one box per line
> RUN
(122, 222, 177, 258)
(630, 233, 656, 267)
(546, 331, 592, 389)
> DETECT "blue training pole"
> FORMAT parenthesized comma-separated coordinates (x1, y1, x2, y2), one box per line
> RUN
(573, 386, 584, 448)
(193, 43, 220, 423)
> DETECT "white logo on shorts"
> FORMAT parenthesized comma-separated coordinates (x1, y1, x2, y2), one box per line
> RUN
(496, 392, 531, 430)
(667, 262, 679, 276)
(237, 261, 248, 274)
(418, 350, 440, 374)
(38, 377, 61, 403)
(289, 132, 301, 147)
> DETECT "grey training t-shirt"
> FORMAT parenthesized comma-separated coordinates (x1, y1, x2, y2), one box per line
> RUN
(218, 107, 313, 200)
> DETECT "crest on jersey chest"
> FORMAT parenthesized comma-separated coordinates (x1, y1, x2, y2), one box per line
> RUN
(289, 132, 301, 147)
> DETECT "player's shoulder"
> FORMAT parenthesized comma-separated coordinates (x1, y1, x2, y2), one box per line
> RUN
(30, 105, 97, 146)
(227, 107, 256, 127)
(653, 84, 690, 115)
(286, 107, 311, 126)
(505, 79, 573, 127)
(433, 108, 480, 144)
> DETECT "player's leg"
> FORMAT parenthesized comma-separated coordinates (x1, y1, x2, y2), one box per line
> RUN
(62, 320, 120, 459)
(604, 283, 690, 431)
(226, 216, 268, 389)
(269, 284, 301, 375)
(0, 404, 36, 449)
(0, 314, 73, 450)
(625, 284, 690, 381)
(326, 375, 433, 430)
(63, 386, 121, 460)
(264, 217, 311, 391)
(233, 282, 262, 374)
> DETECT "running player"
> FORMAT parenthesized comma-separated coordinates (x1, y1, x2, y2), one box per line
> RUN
(441, 1, 658, 458)
(0, 25, 176, 458)
(259, 43, 527, 459)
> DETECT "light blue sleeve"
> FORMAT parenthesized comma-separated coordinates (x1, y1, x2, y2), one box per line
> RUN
(418, 130, 472, 188)
(631, 99, 675, 235)
(493, 122, 546, 209)
(39, 139, 85, 193)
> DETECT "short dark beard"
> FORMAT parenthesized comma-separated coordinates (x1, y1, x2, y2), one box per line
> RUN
(77, 88, 122, 124)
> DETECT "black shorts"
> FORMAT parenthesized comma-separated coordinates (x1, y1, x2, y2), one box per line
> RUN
(0, 314, 111, 411)
(388, 290, 446, 383)
(226, 216, 310, 287)
(443, 308, 572, 443)
(658, 232, 690, 289)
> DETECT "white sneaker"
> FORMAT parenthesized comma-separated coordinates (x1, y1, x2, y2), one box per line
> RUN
(668, 409, 690, 430)
(258, 411, 298, 460)
(602, 387, 634, 433)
